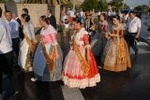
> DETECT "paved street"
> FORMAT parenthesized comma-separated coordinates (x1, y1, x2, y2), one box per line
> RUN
(1, 14, 150, 100)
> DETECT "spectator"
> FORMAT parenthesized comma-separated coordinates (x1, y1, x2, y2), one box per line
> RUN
(47, 9, 57, 29)
(126, 10, 141, 55)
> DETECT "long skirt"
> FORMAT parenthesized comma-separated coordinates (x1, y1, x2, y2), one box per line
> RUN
(62, 46, 100, 89)
(18, 39, 31, 71)
(33, 43, 63, 81)
(102, 38, 131, 72)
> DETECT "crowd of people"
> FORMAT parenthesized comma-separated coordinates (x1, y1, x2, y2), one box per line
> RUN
(0, 6, 142, 99)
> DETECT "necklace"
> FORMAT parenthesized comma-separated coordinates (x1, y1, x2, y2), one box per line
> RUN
(113, 24, 122, 30)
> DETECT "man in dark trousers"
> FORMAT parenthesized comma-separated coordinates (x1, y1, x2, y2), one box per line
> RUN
(126, 10, 141, 56)
(47, 9, 57, 29)
(0, 7, 20, 99)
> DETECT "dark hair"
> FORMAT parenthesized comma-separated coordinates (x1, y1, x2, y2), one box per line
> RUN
(0, 7, 2, 17)
(72, 17, 82, 25)
(22, 8, 28, 14)
(48, 9, 52, 14)
(129, 10, 136, 14)
(21, 14, 30, 22)
(112, 14, 121, 21)
(5, 10, 12, 14)
(100, 13, 107, 20)
(40, 15, 49, 24)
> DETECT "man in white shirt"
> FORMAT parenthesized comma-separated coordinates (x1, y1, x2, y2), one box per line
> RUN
(127, 10, 141, 55)
(5, 11, 20, 58)
(0, 7, 19, 98)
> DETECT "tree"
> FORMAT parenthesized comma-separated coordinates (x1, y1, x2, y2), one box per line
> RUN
(81, 0, 108, 11)
(98, 0, 108, 11)
(134, 5, 149, 12)
(0, 0, 14, 3)
(123, 4, 130, 9)
(108, 0, 123, 10)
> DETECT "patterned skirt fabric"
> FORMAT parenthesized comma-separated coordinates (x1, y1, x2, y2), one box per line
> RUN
(102, 38, 131, 72)
(62, 46, 100, 89)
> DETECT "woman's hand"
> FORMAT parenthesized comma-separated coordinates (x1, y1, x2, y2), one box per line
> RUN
(85, 48, 90, 63)
(69, 41, 73, 45)
(105, 32, 111, 39)
(32, 39, 38, 52)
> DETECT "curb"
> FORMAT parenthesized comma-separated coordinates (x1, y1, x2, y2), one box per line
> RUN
(139, 37, 150, 46)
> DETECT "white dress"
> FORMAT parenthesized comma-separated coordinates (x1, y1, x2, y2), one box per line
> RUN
(18, 22, 35, 70)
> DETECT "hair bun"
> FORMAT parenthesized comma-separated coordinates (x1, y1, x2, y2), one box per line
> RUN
(26, 15, 30, 22)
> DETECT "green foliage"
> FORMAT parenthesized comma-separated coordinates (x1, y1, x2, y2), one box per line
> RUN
(134, 6, 143, 11)
(134, 5, 149, 12)
(108, 0, 123, 10)
(0, 0, 14, 3)
(81, 0, 108, 11)
(98, 0, 108, 11)
(60, 0, 72, 8)
(123, 4, 130, 9)
(0, 0, 5, 3)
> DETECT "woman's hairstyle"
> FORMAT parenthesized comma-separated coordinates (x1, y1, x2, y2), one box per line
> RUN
(72, 16, 82, 25)
(100, 13, 107, 20)
(40, 15, 49, 24)
(21, 14, 30, 22)
(112, 14, 121, 21)
(22, 8, 28, 14)
(0, 7, 2, 18)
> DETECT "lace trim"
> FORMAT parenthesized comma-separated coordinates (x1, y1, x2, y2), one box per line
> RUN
(62, 74, 101, 89)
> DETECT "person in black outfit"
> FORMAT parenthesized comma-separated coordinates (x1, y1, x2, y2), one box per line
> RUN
(0, 7, 20, 99)
(84, 11, 96, 43)
(47, 9, 57, 29)
(16, 8, 31, 40)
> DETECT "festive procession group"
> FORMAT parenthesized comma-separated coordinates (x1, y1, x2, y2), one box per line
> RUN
(0, 6, 141, 94)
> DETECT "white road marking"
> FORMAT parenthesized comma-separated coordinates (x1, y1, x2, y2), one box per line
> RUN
(61, 85, 85, 100)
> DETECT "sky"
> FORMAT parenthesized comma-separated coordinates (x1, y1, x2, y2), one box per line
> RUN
(125, 0, 150, 6)
(107, 0, 150, 6)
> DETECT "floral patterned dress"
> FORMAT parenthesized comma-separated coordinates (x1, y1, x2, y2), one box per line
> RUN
(102, 24, 131, 72)
(62, 28, 100, 89)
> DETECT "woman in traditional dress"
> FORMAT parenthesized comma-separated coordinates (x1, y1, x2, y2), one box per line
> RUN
(102, 15, 131, 72)
(31, 15, 63, 82)
(92, 13, 108, 67)
(62, 17, 100, 89)
(18, 14, 36, 72)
